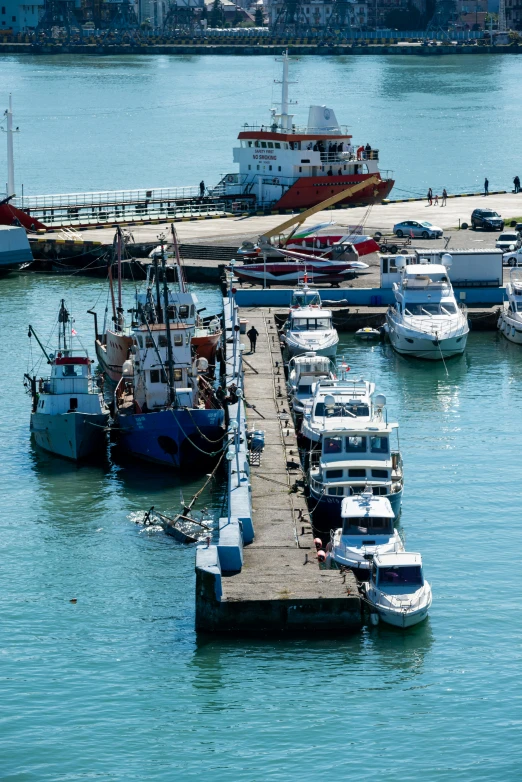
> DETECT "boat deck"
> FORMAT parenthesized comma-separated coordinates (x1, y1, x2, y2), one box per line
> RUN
(215, 308, 361, 634)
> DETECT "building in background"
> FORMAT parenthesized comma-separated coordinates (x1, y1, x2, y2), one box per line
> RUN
(505, 0, 521, 27)
(267, 0, 368, 32)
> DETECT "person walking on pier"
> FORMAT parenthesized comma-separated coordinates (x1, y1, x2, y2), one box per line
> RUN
(484, 177, 489, 196)
(514, 176, 521, 194)
(442, 188, 447, 206)
(247, 325, 259, 353)
(199, 180, 205, 198)
(427, 188, 433, 205)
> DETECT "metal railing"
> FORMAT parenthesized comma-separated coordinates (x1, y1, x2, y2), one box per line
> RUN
(15, 185, 201, 211)
(389, 307, 468, 339)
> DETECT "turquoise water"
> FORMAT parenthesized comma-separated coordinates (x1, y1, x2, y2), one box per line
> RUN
(0, 54, 521, 197)
(2, 272, 522, 778)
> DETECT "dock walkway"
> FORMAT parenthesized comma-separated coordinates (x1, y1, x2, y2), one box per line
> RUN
(195, 305, 361, 635)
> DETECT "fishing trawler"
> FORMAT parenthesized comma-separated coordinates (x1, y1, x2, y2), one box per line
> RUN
(24, 300, 109, 460)
(211, 51, 394, 211)
(113, 249, 225, 469)
(93, 227, 222, 383)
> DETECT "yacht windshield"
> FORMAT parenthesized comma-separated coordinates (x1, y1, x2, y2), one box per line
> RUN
(516, 303, 522, 312)
(342, 517, 394, 534)
(405, 303, 454, 316)
(315, 401, 369, 418)
(378, 565, 423, 587)
(291, 317, 332, 331)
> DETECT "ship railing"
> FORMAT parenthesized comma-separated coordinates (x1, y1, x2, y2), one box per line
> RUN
(399, 312, 469, 338)
(241, 123, 351, 136)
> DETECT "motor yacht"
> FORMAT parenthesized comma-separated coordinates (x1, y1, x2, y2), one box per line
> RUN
(300, 377, 374, 447)
(305, 388, 403, 532)
(498, 270, 522, 344)
(326, 491, 404, 580)
(385, 255, 469, 359)
(281, 306, 339, 358)
(363, 552, 432, 628)
(287, 352, 336, 416)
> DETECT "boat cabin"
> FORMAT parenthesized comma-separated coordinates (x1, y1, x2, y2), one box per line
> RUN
(290, 286, 321, 309)
(340, 495, 395, 536)
(286, 307, 333, 332)
(371, 552, 424, 589)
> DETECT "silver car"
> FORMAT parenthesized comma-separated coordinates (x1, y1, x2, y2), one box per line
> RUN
(393, 220, 443, 239)
(496, 232, 522, 252)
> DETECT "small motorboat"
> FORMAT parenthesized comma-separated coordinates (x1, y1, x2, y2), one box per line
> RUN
(355, 327, 381, 340)
(326, 491, 404, 579)
(287, 352, 335, 416)
(363, 551, 432, 628)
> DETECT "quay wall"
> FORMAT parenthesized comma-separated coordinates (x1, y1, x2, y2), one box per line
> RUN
(0, 42, 521, 56)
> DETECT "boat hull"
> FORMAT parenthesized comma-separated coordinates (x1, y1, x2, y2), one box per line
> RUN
(114, 407, 225, 469)
(366, 598, 430, 628)
(385, 317, 468, 360)
(310, 488, 403, 533)
(31, 411, 108, 460)
(283, 339, 338, 360)
(273, 174, 394, 211)
(498, 311, 522, 344)
(95, 333, 133, 384)
(192, 331, 222, 363)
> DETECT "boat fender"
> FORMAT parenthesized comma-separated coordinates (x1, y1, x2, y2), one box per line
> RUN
(370, 612, 379, 626)
(313, 537, 322, 550)
(317, 549, 326, 563)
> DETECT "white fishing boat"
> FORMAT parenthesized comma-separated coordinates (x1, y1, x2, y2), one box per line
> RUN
(363, 552, 432, 628)
(385, 255, 469, 360)
(498, 270, 522, 344)
(25, 300, 109, 460)
(281, 306, 339, 358)
(287, 352, 335, 415)
(304, 386, 404, 532)
(326, 491, 404, 579)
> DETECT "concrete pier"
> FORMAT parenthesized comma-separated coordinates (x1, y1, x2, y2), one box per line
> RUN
(195, 299, 361, 635)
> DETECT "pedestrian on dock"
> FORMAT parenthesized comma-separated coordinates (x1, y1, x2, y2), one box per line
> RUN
(247, 325, 259, 353)
(514, 175, 520, 194)
(434, 194, 439, 206)
(442, 188, 447, 206)
(484, 177, 489, 196)
(199, 180, 205, 198)
(427, 188, 433, 205)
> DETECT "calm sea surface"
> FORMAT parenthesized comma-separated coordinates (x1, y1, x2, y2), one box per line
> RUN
(0, 53, 521, 197)
(1, 272, 522, 779)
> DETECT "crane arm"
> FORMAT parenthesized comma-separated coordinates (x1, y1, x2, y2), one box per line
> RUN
(259, 175, 380, 243)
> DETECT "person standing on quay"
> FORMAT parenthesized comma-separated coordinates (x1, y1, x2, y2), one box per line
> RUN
(514, 176, 521, 194)
(200, 180, 205, 198)
(484, 177, 489, 196)
(442, 188, 448, 206)
(247, 325, 259, 353)
(427, 188, 433, 205)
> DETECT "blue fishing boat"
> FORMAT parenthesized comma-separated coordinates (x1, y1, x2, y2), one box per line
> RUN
(113, 247, 225, 469)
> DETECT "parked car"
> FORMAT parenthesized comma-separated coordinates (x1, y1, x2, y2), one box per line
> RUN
(496, 232, 522, 252)
(515, 223, 522, 236)
(471, 209, 504, 231)
(393, 220, 443, 239)
(503, 247, 522, 266)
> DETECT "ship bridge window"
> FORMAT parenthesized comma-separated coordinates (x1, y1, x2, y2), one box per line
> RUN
(261, 142, 267, 148)
(62, 364, 83, 377)
(275, 143, 281, 149)
(346, 436, 367, 453)
(145, 336, 154, 348)
(158, 335, 168, 347)
(68, 398, 78, 411)
(326, 468, 343, 479)
(150, 369, 168, 384)
(342, 517, 393, 535)
(267, 142, 273, 148)
(372, 469, 389, 479)
(370, 436, 389, 454)
(167, 304, 177, 319)
(179, 305, 189, 319)
(314, 402, 369, 418)
(174, 334, 183, 346)
(328, 487, 344, 496)
(174, 369, 183, 382)
(255, 141, 260, 148)
(323, 436, 343, 454)
(348, 468, 366, 478)
(248, 141, 252, 147)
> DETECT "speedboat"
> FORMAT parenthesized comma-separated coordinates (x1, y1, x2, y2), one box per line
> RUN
(363, 551, 432, 628)
(385, 255, 469, 359)
(25, 300, 109, 460)
(287, 352, 335, 416)
(355, 327, 381, 340)
(326, 491, 404, 580)
(281, 306, 339, 358)
(498, 270, 522, 344)
(233, 256, 368, 286)
(305, 386, 403, 532)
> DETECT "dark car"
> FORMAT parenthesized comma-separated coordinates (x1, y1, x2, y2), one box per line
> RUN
(471, 209, 504, 231)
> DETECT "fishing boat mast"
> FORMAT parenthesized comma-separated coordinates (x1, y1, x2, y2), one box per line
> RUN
(161, 242, 177, 407)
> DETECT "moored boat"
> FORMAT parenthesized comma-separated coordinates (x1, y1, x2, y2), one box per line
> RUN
(25, 300, 109, 460)
(498, 270, 522, 344)
(287, 352, 336, 416)
(363, 552, 432, 628)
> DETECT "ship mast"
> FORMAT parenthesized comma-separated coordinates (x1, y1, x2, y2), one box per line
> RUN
(161, 244, 177, 407)
(274, 50, 294, 132)
(2, 94, 19, 198)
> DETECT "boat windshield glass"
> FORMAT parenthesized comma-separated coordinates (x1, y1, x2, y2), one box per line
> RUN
(342, 517, 393, 534)
(404, 303, 453, 316)
(516, 302, 522, 312)
(60, 364, 84, 377)
(315, 401, 369, 418)
(291, 317, 332, 331)
(378, 565, 423, 586)
(298, 384, 312, 395)
(292, 292, 321, 307)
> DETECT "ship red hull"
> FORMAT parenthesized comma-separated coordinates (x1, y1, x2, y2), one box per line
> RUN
(273, 175, 394, 211)
(0, 202, 46, 232)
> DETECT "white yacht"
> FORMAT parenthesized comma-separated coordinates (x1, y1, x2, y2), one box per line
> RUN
(326, 491, 404, 580)
(25, 300, 109, 460)
(300, 377, 374, 447)
(363, 552, 432, 628)
(306, 388, 403, 532)
(498, 271, 522, 344)
(385, 255, 469, 359)
(287, 352, 335, 416)
(281, 284, 339, 359)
